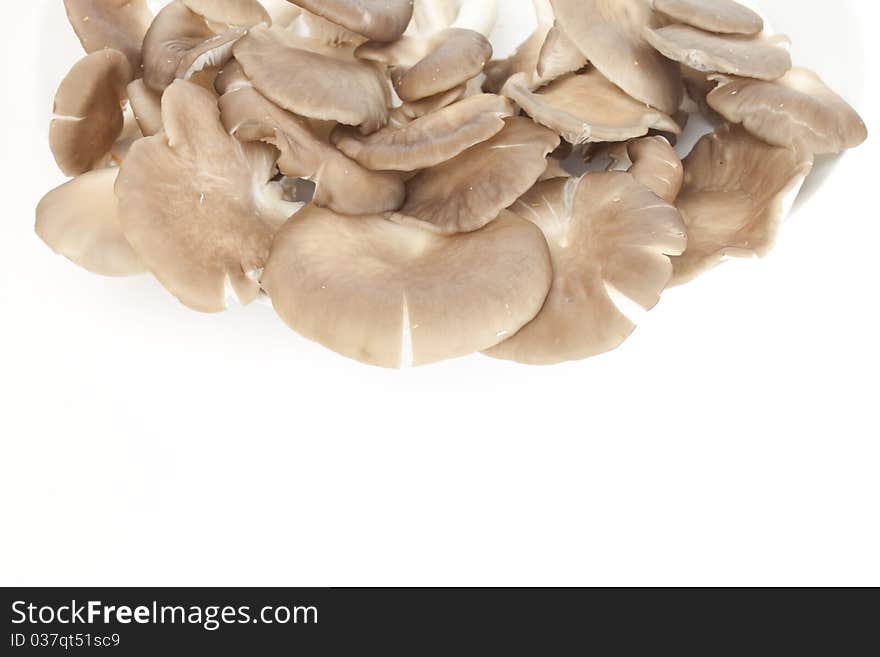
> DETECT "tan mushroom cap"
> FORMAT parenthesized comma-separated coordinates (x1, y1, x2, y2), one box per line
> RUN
(50, 49, 133, 177)
(395, 116, 560, 234)
(652, 0, 764, 36)
(36, 168, 145, 277)
(644, 25, 792, 81)
(502, 69, 681, 145)
(333, 94, 514, 172)
(390, 85, 468, 124)
(63, 0, 153, 70)
(536, 24, 588, 83)
(671, 125, 814, 285)
(142, 1, 215, 92)
(116, 80, 298, 313)
(261, 206, 553, 368)
(219, 86, 405, 215)
(625, 136, 684, 203)
(234, 26, 389, 132)
(550, 0, 683, 115)
(286, 0, 414, 42)
(707, 68, 868, 155)
(395, 29, 492, 102)
(487, 172, 687, 365)
(181, 0, 270, 27)
(126, 79, 163, 137)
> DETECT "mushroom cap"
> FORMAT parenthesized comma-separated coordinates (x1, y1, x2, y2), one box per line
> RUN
(652, 0, 764, 36)
(644, 25, 792, 81)
(333, 94, 514, 172)
(126, 79, 163, 137)
(536, 24, 588, 83)
(625, 136, 684, 203)
(285, 0, 415, 42)
(390, 85, 468, 124)
(502, 69, 682, 145)
(395, 116, 560, 234)
(218, 85, 405, 215)
(261, 206, 554, 368)
(488, 172, 687, 365)
(234, 26, 389, 132)
(63, 0, 153, 70)
(671, 125, 814, 285)
(181, 0, 270, 27)
(36, 168, 145, 277)
(49, 49, 133, 177)
(550, 0, 683, 115)
(116, 80, 297, 313)
(395, 28, 493, 102)
(142, 1, 216, 92)
(707, 68, 869, 155)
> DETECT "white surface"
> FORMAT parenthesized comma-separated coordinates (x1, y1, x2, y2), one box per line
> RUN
(0, 0, 877, 587)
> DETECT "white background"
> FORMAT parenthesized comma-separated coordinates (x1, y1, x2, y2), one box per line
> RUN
(1, 0, 877, 587)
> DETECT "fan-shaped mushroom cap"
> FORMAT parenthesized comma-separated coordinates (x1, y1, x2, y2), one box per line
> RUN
(706, 68, 868, 155)
(234, 26, 389, 132)
(218, 86, 405, 214)
(488, 172, 687, 365)
(395, 116, 560, 234)
(63, 0, 153, 70)
(181, 0, 270, 27)
(50, 49, 133, 177)
(36, 168, 145, 277)
(126, 79, 162, 137)
(116, 80, 300, 312)
(390, 85, 468, 124)
(536, 24, 588, 83)
(625, 136, 684, 203)
(261, 206, 553, 367)
(644, 25, 792, 81)
(502, 69, 681, 145)
(394, 29, 492, 102)
(671, 125, 814, 285)
(652, 0, 763, 36)
(550, 0, 683, 115)
(333, 94, 514, 171)
(285, 0, 414, 42)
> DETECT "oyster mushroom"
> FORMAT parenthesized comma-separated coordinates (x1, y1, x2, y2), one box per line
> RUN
(643, 25, 792, 81)
(487, 172, 687, 365)
(181, 0, 270, 27)
(332, 94, 514, 171)
(36, 168, 145, 277)
(671, 125, 814, 285)
(218, 85, 405, 214)
(234, 25, 389, 132)
(116, 80, 300, 312)
(49, 49, 133, 177)
(706, 68, 868, 155)
(625, 136, 684, 203)
(549, 0, 683, 115)
(142, 1, 245, 93)
(285, 0, 415, 42)
(502, 69, 681, 145)
(652, 0, 764, 36)
(261, 206, 553, 368)
(395, 116, 560, 234)
(63, 0, 153, 70)
(126, 79, 163, 137)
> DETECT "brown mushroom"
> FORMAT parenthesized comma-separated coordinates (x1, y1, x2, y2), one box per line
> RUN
(63, 0, 153, 70)
(549, 0, 683, 115)
(643, 25, 792, 81)
(487, 172, 687, 365)
(652, 0, 764, 36)
(394, 116, 560, 234)
(285, 0, 414, 42)
(261, 206, 553, 367)
(706, 68, 868, 155)
(181, 0, 270, 27)
(49, 49, 133, 177)
(671, 124, 814, 285)
(116, 80, 300, 312)
(625, 136, 684, 203)
(36, 168, 145, 277)
(126, 79, 163, 137)
(332, 94, 514, 172)
(502, 69, 681, 145)
(234, 26, 390, 132)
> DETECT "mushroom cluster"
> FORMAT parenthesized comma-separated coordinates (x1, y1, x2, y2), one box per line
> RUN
(38, 0, 867, 367)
